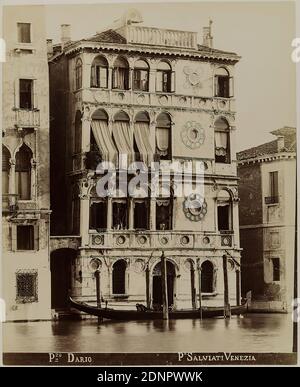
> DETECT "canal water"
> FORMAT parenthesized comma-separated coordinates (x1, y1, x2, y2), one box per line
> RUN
(2, 313, 293, 353)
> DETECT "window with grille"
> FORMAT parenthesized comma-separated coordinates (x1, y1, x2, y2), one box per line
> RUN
(17, 225, 34, 250)
(16, 270, 38, 303)
(17, 23, 31, 43)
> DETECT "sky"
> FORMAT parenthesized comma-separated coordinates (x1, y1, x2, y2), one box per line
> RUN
(41, 1, 297, 151)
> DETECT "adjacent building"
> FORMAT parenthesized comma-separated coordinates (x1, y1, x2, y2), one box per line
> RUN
(48, 10, 242, 315)
(2, 6, 51, 320)
(237, 127, 296, 312)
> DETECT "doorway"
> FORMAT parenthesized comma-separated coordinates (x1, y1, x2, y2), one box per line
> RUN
(50, 248, 77, 309)
(152, 260, 175, 307)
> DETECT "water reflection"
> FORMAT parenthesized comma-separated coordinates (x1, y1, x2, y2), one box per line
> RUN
(3, 313, 293, 353)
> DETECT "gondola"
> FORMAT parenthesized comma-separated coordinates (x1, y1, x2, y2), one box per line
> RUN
(69, 297, 248, 320)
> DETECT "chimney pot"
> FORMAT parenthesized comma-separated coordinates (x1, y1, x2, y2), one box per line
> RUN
(202, 20, 213, 48)
(61, 24, 71, 48)
(277, 135, 285, 152)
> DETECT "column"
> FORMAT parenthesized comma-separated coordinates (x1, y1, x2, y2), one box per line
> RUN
(129, 67, 133, 90)
(145, 265, 150, 308)
(81, 117, 91, 154)
(232, 201, 240, 248)
(108, 67, 113, 90)
(161, 252, 169, 320)
(222, 254, 231, 318)
(81, 117, 91, 170)
(30, 159, 37, 201)
(190, 262, 196, 310)
(129, 198, 134, 229)
(197, 263, 202, 318)
(107, 197, 112, 230)
(9, 159, 16, 196)
(80, 194, 90, 246)
(150, 198, 156, 230)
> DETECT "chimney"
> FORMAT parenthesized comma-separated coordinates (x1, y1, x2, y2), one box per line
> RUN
(61, 24, 71, 48)
(46, 39, 53, 57)
(202, 19, 213, 48)
(277, 135, 285, 152)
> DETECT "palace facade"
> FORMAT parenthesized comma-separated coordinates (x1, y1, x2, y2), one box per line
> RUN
(238, 127, 296, 312)
(48, 10, 242, 315)
(2, 5, 51, 320)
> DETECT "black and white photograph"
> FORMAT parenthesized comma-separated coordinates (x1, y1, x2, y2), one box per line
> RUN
(0, 0, 298, 369)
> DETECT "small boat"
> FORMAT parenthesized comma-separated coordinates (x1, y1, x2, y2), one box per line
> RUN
(69, 297, 248, 320)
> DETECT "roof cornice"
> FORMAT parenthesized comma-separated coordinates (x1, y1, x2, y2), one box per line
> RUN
(237, 152, 296, 165)
(63, 40, 240, 63)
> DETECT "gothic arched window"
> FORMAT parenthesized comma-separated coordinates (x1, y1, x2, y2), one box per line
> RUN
(15, 144, 32, 200)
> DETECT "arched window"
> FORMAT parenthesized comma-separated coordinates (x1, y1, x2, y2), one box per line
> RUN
(134, 111, 152, 163)
(75, 58, 82, 90)
(112, 111, 133, 165)
(2, 145, 10, 195)
(89, 109, 110, 168)
(156, 112, 171, 160)
(133, 59, 149, 91)
(112, 260, 127, 295)
(214, 67, 232, 98)
(217, 189, 232, 232)
(214, 117, 230, 164)
(91, 56, 108, 88)
(156, 61, 173, 93)
(15, 144, 32, 200)
(112, 57, 129, 90)
(201, 260, 214, 293)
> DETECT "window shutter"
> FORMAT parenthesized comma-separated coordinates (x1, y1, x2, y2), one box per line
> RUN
(171, 71, 175, 93)
(91, 65, 96, 87)
(229, 76, 234, 98)
(214, 76, 218, 97)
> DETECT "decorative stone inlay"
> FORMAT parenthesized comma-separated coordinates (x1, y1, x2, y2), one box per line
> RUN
(89, 258, 102, 272)
(138, 235, 147, 245)
(116, 235, 126, 245)
(137, 94, 145, 104)
(221, 235, 232, 247)
(183, 66, 202, 86)
(181, 121, 205, 149)
(160, 236, 168, 245)
(202, 236, 210, 245)
(183, 193, 207, 222)
(183, 259, 194, 272)
(159, 95, 168, 105)
(133, 258, 145, 273)
(218, 100, 227, 109)
(92, 234, 104, 245)
(180, 235, 190, 245)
